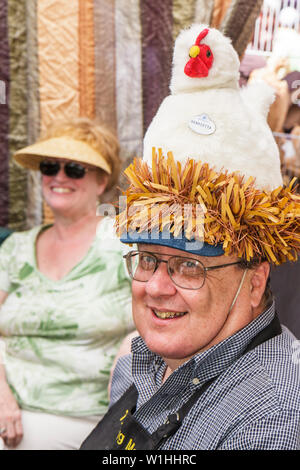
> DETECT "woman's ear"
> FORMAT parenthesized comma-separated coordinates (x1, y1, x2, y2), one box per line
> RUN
(96, 172, 109, 197)
(249, 262, 270, 309)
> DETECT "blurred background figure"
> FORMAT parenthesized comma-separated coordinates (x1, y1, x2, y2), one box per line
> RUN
(0, 117, 134, 450)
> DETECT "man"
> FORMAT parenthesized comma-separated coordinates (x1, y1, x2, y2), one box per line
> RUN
(81, 24, 300, 450)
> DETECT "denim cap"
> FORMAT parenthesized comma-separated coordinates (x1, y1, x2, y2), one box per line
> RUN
(120, 228, 224, 256)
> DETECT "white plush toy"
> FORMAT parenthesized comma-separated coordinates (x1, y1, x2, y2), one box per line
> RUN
(143, 24, 282, 191)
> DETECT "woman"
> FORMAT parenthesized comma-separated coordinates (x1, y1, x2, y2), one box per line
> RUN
(0, 118, 134, 450)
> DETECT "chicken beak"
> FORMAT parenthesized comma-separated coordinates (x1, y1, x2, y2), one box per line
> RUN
(189, 45, 200, 58)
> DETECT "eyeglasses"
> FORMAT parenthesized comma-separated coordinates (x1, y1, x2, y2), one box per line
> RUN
(39, 160, 94, 179)
(123, 250, 242, 290)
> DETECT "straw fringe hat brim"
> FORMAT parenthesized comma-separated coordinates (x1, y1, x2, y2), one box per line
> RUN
(116, 149, 300, 265)
(13, 136, 111, 174)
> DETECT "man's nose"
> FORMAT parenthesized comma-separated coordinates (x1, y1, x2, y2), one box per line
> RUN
(145, 261, 177, 297)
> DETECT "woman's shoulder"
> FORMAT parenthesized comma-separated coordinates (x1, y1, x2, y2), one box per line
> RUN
(94, 216, 130, 255)
(5, 225, 44, 243)
(0, 225, 46, 256)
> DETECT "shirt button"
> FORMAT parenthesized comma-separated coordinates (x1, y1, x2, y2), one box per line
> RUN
(192, 378, 200, 385)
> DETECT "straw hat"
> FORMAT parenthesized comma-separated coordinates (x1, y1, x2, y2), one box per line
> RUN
(117, 24, 300, 265)
(13, 136, 111, 174)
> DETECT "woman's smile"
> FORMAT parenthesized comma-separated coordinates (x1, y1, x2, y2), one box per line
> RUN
(50, 186, 74, 194)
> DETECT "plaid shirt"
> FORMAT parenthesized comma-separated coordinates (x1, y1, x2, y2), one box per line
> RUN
(110, 302, 300, 450)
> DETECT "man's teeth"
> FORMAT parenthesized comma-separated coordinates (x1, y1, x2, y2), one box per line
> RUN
(52, 187, 72, 193)
(154, 310, 187, 319)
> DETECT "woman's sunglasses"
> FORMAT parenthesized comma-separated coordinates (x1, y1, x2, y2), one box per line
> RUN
(39, 160, 92, 179)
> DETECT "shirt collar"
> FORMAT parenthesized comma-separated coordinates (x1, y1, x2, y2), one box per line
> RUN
(131, 302, 276, 400)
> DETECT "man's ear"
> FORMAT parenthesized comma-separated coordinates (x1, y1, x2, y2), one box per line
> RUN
(249, 262, 270, 309)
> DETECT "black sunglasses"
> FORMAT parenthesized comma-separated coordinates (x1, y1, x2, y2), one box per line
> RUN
(39, 160, 92, 179)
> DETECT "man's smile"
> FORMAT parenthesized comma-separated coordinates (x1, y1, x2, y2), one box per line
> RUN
(152, 308, 188, 320)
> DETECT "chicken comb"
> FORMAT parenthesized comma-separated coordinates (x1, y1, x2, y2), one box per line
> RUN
(195, 28, 209, 46)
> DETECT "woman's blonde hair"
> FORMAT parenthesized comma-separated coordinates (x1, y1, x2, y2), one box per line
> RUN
(40, 117, 121, 192)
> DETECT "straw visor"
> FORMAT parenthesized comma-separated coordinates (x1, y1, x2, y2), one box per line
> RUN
(13, 136, 111, 174)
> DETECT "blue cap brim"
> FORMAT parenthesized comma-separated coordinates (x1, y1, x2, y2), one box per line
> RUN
(120, 229, 224, 256)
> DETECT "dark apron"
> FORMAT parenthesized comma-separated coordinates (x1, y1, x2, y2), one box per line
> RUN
(80, 315, 282, 451)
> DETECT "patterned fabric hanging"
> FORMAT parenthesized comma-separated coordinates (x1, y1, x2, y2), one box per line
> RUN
(0, 0, 262, 230)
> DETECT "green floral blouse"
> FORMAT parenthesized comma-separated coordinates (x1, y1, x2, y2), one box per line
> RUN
(0, 217, 134, 417)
